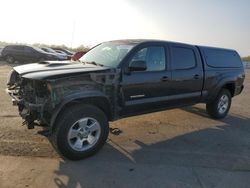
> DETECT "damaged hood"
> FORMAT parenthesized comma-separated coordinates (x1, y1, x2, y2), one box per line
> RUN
(13, 61, 112, 80)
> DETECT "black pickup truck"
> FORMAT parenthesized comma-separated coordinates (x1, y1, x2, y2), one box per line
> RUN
(6, 40, 245, 160)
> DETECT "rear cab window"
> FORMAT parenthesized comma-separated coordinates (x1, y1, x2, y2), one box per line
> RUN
(199, 47, 243, 68)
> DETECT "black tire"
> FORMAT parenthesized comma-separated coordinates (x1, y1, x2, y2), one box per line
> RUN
(206, 89, 232, 119)
(51, 104, 109, 160)
(5, 55, 15, 64)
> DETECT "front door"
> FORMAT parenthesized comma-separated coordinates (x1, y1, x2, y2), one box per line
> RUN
(120, 44, 171, 116)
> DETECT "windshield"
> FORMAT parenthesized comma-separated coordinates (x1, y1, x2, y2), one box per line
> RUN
(80, 42, 135, 67)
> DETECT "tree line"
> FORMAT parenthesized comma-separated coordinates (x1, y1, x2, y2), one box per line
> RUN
(242, 56, 250, 62)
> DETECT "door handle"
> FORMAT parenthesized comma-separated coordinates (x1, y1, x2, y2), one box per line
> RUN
(193, 74, 200, 79)
(161, 76, 169, 82)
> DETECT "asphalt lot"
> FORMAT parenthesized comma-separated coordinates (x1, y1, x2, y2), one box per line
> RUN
(0, 61, 250, 188)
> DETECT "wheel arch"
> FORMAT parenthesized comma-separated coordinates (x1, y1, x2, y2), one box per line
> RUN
(50, 91, 113, 132)
(222, 82, 235, 97)
(207, 79, 236, 103)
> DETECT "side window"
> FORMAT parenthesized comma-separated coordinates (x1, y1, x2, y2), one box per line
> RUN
(130, 46, 166, 71)
(171, 47, 196, 70)
(131, 48, 147, 62)
(25, 47, 33, 52)
(15, 46, 25, 51)
(11, 46, 19, 50)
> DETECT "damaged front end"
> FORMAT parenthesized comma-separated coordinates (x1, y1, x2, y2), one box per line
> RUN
(6, 65, 120, 130)
(6, 70, 51, 129)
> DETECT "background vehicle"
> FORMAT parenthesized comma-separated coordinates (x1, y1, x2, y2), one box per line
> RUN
(2, 45, 60, 63)
(54, 49, 72, 60)
(71, 51, 86, 61)
(6, 40, 245, 160)
(40, 47, 68, 60)
(52, 48, 74, 56)
(0, 47, 3, 59)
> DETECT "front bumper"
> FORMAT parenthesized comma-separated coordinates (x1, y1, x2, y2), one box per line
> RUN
(6, 88, 44, 128)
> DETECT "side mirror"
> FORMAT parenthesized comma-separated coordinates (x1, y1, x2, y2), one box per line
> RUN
(129, 60, 147, 72)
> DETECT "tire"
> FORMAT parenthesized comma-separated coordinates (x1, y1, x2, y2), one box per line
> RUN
(51, 104, 109, 160)
(5, 55, 15, 64)
(206, 89, 232, 119)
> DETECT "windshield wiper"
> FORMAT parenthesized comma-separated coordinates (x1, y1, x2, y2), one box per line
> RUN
(82, 61, 104, 67)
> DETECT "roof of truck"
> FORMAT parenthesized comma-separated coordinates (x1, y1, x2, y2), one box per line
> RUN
(106, 39, 235, 52)
(107, 39, 189, 45)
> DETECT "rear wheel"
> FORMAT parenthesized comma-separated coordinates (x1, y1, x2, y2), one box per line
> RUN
(206, 89, 232, 119)
(5, 55, 15, 64)
(51, 104, 109, 160)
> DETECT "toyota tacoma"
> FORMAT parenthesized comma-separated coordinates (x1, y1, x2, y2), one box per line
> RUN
(6, 40, 245, 160)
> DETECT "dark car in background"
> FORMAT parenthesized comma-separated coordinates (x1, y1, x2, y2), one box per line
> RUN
(52, 48, 74, 56)
(1, 45, 60, 63)
(54, 49, 72, 60)
(40, 47, 69, 60)
(0, 47, 3, 59)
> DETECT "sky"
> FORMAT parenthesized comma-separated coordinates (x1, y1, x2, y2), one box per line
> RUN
(0, 0, 249, 56)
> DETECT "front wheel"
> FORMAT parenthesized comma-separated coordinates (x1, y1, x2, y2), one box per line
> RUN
(206, 89, 232, 119)
(51, 104, 109, 160)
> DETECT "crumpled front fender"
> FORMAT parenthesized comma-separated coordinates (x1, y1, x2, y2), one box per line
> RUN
(49, 90, 111, 129)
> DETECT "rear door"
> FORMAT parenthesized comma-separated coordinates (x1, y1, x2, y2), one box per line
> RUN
(120, 43, 172, 115)
(169, 43, 204, 104)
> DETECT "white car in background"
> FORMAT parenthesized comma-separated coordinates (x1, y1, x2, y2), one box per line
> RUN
(41, 47, 68, 60)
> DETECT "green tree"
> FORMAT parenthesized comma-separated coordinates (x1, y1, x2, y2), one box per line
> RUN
(242, 56, 250, 62)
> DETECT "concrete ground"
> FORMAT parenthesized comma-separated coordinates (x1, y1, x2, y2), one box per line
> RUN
(0, 61, 250, 188)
